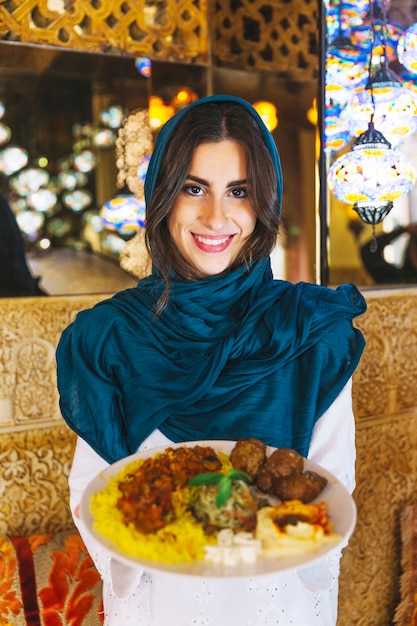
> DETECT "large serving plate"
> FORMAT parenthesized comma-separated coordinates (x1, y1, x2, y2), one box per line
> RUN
(79, 440, 356, 579)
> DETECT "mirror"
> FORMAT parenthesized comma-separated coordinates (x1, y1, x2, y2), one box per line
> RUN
(0, 42, 317, 297)
(0, 43, 209, 296)
(324, 0, 417, 288)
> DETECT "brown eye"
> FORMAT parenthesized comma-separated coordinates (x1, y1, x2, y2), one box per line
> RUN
(231, 187, 248, 198)
(184, 184, 203, 196)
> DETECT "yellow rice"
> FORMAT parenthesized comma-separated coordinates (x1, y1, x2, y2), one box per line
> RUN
(90, 451, 233, 564)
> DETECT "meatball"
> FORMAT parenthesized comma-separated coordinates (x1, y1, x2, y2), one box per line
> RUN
(272, 470, 328, 504)
(257, 448, 304, 493)
(230, 437, 267, 478)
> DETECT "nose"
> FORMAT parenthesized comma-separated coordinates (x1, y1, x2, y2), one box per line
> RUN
(201, 196, 228, 231)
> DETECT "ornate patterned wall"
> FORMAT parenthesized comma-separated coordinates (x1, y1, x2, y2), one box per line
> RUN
(0, 295, 105, 536)
(0, 0, 318, 81)
(212, 0, 318, 81)
(338, 288, 417, 626)
(0, 0, 208, 64)
(0, 295, 104, 433)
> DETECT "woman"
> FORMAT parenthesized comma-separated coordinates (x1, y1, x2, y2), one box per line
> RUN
(56, 95, 366, 626)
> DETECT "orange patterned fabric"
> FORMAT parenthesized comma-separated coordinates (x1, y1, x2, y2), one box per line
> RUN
(0, 535, 22, 625)
(0, 531, 103, 626)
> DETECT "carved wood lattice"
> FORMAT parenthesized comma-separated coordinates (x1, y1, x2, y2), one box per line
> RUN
(0, 0, 208, 64)
(213, 0, 319, 80)
(0, 0, 319, 79)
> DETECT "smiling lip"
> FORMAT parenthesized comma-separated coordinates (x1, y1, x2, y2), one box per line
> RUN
(191, 233, 235, 253)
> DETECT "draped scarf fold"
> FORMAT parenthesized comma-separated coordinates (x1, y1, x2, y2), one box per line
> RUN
(56, 259, 366, 464)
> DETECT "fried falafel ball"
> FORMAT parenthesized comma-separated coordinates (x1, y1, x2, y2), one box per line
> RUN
(256, 448, 304, 493)
(273, 470, 328, 504)
(230, 437, 267, 478)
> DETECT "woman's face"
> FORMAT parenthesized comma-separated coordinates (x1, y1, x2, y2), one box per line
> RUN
(167, 140, 257, 277)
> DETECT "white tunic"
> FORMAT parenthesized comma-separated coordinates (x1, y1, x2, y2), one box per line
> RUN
(69, 380, 355, 626)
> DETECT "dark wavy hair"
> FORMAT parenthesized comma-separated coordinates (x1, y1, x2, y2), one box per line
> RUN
(145, 101, 280, 312)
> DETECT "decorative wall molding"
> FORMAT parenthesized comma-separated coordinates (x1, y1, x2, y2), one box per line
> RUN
(0, 295, 104, 433)
(337, 288, 417, 626)
(212, 0, 319, 80)
(0, 0, 209, 64)
(0, 425, 77, 535)
(338, 410, 417, 626)
(0, 0, 318, 80)
(352, 288, 417, 423)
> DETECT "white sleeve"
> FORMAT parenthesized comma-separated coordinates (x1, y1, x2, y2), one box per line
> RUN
(69, 437, 145, 598)
(297, 378, 356, 592)
(69, 428, 174, 598)
(307, 377, 356, 494)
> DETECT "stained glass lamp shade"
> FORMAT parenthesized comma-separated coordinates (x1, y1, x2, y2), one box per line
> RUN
(351, 18, 403, 62)
(343, 66, 417, 146)
(328, 122, 416, 224)
(101, 190, 146, 235)
(325, 35, 368, 106)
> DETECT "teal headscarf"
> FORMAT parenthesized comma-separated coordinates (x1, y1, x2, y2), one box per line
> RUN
(56, 95, 366, 465)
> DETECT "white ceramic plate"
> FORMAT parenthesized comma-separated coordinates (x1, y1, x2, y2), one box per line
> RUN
(79, 440, 356, 579)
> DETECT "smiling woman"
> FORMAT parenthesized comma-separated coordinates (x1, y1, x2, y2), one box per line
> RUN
(56, 94, 366, 626)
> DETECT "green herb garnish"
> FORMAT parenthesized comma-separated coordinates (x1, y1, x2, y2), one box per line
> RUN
(188, 469, 253, 507)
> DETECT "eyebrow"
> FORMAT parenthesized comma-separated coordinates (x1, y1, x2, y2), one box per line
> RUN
(186, 174, 247, 188)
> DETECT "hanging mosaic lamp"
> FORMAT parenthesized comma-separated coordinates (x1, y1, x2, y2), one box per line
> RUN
(15, 209, 45, 241)
(73, 149, 96, 173)
(57, 168, 87, 191)
(99, 105, 126, 130)
(27, 189, 58, 213)
(344, 65, 417, 147)
(351, 17, 403, 62)
(62, 189, 93, 211)
(325, 33, 368, 106)
(397, 23, 417, 74)
(92, 128, 116, 149)
(0, 146, 28, 176)
(9, 167, 50, 195)
(327, 121, 416, 225)
(100, 188, 146, 235)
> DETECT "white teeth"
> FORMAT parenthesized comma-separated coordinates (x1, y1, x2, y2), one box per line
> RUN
(195, 235, 230, 246)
